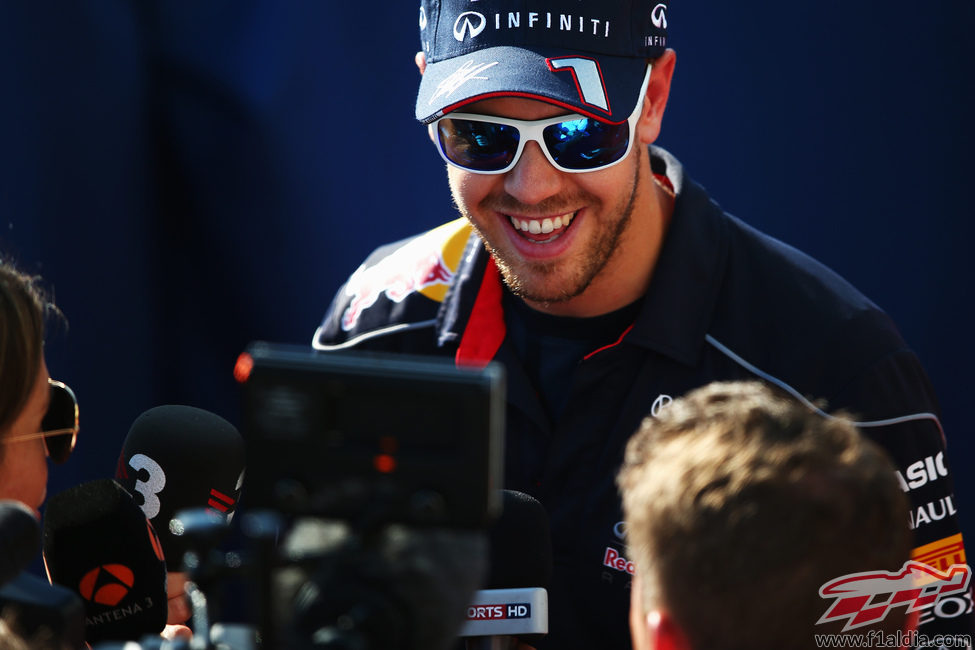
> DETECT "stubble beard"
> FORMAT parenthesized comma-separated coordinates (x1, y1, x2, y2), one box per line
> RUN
(459, 149, 644, 306)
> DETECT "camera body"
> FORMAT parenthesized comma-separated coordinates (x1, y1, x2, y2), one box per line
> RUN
(238, 343, 505, 530)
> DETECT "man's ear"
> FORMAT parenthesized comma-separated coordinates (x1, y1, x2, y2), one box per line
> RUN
(631, 575, 691, 650)
(418, 51, 436, 144)
(646, 610, 693, 650)
(637, 48, 676, 145)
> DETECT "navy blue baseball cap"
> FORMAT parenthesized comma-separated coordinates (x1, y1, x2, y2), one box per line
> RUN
(416, 0, 669, 124)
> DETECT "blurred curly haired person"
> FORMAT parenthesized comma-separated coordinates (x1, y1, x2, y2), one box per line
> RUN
(618, 381, 915, 650)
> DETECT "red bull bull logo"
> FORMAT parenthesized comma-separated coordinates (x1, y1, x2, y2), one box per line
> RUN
(341, 226, 461, 331)
(817, 560, 971, 631)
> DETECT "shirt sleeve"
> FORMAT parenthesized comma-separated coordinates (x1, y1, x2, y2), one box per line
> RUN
(835, 347, 973, 637)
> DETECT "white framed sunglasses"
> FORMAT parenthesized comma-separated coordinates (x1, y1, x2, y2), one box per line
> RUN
(3, 379, 79, 464)
(430, 64, 652, 175)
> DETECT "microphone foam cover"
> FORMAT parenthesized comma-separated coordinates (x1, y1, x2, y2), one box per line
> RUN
(485, 490, 553, 590)
(115, 404, 245, 568)
(0, 500, 40, 586)
(42, 479, 167, 644)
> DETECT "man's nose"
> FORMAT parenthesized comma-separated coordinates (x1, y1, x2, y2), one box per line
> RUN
(503, 141, 564, 206)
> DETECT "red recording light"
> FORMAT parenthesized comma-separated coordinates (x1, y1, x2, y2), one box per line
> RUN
(233, 353, 254, 384)
(373, 454, 397, 474)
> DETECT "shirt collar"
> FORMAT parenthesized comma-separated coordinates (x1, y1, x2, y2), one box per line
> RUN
(625, 146, 729, 366)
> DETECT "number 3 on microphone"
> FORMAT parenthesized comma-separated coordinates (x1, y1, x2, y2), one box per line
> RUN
(128, 453, 166, 520)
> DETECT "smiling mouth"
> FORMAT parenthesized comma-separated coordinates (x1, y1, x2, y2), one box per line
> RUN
(507, 212, 577, 243)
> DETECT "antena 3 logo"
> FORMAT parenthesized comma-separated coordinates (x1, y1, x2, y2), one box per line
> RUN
(79, 564, 135, 606)
(817, 561, 972, 631)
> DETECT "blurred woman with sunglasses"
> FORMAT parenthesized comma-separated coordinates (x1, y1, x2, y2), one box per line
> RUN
(0, 260, 75, 514)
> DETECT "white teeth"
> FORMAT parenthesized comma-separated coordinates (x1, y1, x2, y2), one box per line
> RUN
(508, 212, 576, 236)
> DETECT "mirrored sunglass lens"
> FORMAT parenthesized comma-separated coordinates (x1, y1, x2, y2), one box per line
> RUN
(438, 119, 520, 171)
(543, 118, 630, 170)
(42, 383, 77, 463)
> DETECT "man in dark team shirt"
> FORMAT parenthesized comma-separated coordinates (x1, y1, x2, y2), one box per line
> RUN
(314, 0, 972, 646)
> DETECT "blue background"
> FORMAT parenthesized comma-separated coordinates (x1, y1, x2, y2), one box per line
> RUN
(2, 2, 972, 553)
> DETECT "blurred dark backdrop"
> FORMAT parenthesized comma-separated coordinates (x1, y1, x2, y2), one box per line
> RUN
(2, 2, 972, 557)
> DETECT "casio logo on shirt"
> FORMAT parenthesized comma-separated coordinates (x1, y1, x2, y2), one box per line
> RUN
(897, 452, 948, 492)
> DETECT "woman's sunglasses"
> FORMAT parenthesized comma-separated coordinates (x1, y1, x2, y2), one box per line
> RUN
(430, 64, 652, 175)
(3, 379, 79, 464)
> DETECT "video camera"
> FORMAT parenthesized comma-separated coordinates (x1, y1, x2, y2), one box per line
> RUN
(122, 343, 505, 650)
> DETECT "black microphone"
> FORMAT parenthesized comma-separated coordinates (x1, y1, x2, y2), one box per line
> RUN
(459, 490, 552, 648)
(0, 500, 41, 586)
(42, 479, 168, 644)
(115, 405, 245, 570)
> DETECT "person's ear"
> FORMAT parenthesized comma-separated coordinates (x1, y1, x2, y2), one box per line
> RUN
(416, 51, 435, 143)
(646, 610, 693, 650)
(630, 576, 652, 650)
(636, 48, 676, 145)
(631, 575, 691, 650)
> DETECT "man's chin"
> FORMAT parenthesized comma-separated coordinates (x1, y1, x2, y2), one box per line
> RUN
(502, 273, 583, 306)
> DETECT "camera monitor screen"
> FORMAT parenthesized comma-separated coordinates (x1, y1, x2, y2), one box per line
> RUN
(238, 343, 505, 529)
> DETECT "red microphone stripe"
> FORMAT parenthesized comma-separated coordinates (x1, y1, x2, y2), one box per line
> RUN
(207, 499, 230, 513)
(209, 488, 234, 505)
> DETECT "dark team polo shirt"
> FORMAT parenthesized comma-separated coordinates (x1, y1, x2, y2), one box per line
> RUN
(314, 146, 972, 648)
